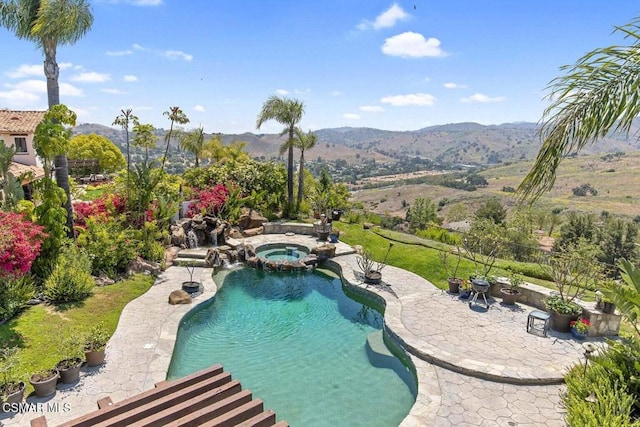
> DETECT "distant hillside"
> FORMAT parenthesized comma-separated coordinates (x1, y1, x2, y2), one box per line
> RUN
(73, 121, 640, 167)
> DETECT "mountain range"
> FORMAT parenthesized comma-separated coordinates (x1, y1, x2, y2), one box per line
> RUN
(73, 121, 640, 166)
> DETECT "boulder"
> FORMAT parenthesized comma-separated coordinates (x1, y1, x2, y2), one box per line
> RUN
(244, 244, 256, 258)
(128, 257, 161, 276)
(242, 226, 264, 237)
(363, 222, 375, 230)
(170, 225, 186, 247)
(164, 246, 181, 266)
(229, 228, 242, 239)
(169, 290, 192, 305)
(204, 248, 223, 269)
(94, 276, 115, 286)
(238, 208, 267, 231)
(311, 244, 336, 260)
(353, 245, 363, 255)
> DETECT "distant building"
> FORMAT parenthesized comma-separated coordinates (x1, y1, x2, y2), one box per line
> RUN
(0, 110, 46, 194)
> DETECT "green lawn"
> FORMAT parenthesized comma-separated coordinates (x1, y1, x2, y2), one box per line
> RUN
(0, 274, 154, 392)
(333, 222, 592, 299)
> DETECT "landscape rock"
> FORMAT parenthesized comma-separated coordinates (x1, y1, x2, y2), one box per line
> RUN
(168, 290, 192, 305)
(205, 248, 224, 269)
(128, 257, 161, 276)
(170, 225, 186, 247)
(311, 244, 336, 260)
(94, 275, 115, 286)
(238, 208, 267, 230)
(242, 226, 264, 237)
(164, 246, 181, 266)
(363, 222, 375, 230)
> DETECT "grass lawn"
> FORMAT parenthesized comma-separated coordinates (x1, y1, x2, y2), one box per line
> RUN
(333, 221, 594, 300)
(0, 274, 154, 392)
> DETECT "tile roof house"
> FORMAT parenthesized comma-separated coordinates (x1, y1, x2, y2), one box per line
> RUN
(0, 110, 46, 183)
(0, 109, 46, 167)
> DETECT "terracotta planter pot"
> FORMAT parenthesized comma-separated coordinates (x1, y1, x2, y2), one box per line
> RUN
(0, 381, 25, 409)
(56, 357, 83, 384)
(448, 278, 462, 294)
(550, 311, 580, 333)
(500, 288, 521, 305)
(29, 370, 58, 398)
(85, 349, 106, 367)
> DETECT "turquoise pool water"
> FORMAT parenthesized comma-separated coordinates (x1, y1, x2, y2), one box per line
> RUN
(167, 267, 416, 426)
(256, 244, 309, 261)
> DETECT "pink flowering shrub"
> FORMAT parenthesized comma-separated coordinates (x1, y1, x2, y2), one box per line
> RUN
(73, 193, 126, 227)
(0, 212, 47, 279)
(187, 184, 229, 217)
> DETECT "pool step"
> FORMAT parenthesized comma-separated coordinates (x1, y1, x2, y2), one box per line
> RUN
(366, 330, 396, 367)
(173, 257, 207, 267)
(32, 364, 288, 427)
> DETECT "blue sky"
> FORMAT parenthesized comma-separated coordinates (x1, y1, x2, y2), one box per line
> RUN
(2, 1, 640, 134)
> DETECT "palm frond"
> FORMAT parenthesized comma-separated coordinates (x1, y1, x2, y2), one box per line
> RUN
(518, 20, 640, 201)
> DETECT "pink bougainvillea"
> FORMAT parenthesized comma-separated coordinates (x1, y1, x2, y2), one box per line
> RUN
(0, 212, 47, 279)
(73, 193, 127, 227)
(187, 184, 229, 217)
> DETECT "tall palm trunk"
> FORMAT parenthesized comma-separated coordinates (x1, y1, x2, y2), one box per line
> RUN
(161, 121, 174, 170)
(45, 41, 74, 238)
(296, 150, 305, 211)
(287, 127, 295, 213)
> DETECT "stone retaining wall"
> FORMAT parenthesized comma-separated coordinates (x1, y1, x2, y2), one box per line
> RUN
(489, 280, 620, 337)
(262, 222, 315, 235)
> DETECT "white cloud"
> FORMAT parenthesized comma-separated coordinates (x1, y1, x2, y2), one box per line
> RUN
(59, 62, 74, 70)
(330, 90, 343, 97)
(359, 105, 385, 112)
(133, 43, 147, 51)
(382, 32, 446, 58)
(443, 82, 467, 89)
(357, 3, 409, 30)
(164, 50, 193, 61)
(194, 105, 205, 112)
(380, 93, 435, 106)
(276, 89, 289, 95)
(5, 64, 42, 78)
(70, 71, 111, 83)
(4, 79, 83, 97)
(106, 49, 133, 56)
(343, 113, 360, 120)
(123, 75, 138, 82)
(461, 93, 506, 103)
(0, 88, 40, 104)
(102, 88, 126, 94)
(424, 76, 431, 82)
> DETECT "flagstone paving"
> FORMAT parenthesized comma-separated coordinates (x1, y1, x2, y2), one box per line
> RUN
(1, 234, 593, 426)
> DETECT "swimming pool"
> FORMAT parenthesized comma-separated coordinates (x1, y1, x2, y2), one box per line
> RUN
(167, 267, 416, 426)
(255, 243, 309, 262)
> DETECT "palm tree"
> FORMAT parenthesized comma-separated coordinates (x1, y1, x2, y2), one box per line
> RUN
(179, 126, 206, 167)
(519, 18, 640, 201)
(113, 108, 138, 199)
(256, 96, 305, 216)
(161, 106, 189, 172)
(293, 128, 317, 211)
(132, 123, 158, 163)
(202, 135, 225, 164)
(1, 0, 93, 238)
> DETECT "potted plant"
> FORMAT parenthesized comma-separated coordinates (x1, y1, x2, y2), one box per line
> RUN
(499, 273, 523, 305)
(458, 280, 472, 299)
(0, 346, 25, 407)
(329, 230, 340, 243)
(601, 297, 616, 314)
(29, 369, 58, 398)
(84, 322, 109, 367)
(56, 333, 83, 384)
(542, 242, 600, 332)
(570, 317, 590, 340)
(439, 246, 463, 294)
(356, 243, 393, 285)
(181, 260, 201, 294)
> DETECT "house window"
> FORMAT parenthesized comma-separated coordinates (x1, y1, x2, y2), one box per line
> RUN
(14, 137, 27, 153)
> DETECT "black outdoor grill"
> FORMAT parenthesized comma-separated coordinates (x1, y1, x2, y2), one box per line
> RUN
(468, 278, 491, 309)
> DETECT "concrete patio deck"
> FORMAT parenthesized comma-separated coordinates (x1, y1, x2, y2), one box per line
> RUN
(0, 234, 583, 426)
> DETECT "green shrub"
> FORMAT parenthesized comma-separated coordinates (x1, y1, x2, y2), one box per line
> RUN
(344, 210, 363, 224)
(416, 227, 462, 245)
(0, 275, 35, 320)
(496, 261, 553, 281)
(564, 338, 640, 426)
(44, 244, 94, 302)
(77, 217, 138, 279)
